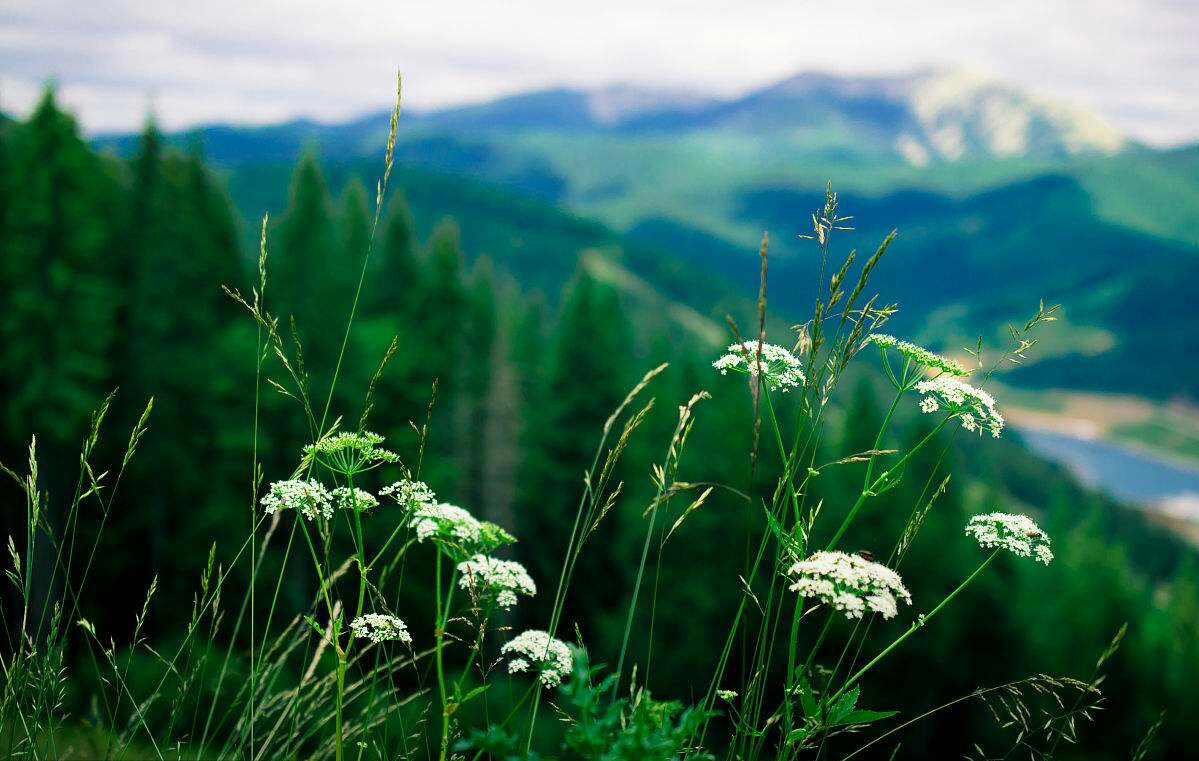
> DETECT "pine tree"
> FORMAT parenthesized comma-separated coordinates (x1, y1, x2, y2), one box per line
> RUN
(368, 192, 420, 316)
(417, 219, 467, 473)
(461, 257, 498, 514)
(0, 88, 124, 630)
(338, 176, 372, 290)
(110, 123, 247, 587)
(516, 267, 632, 632)
(0, 88, 122, 454)
(273, 152, 340, 399)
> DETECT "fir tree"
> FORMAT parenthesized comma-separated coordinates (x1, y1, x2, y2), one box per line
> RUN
(368, 192, 420, 316)
(273, 151, 340, 397)
(0, 88, 121, 452)
(517, 267, 632, 632)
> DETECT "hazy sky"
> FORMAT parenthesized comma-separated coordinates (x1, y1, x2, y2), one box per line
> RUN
(2, 0, 1197, 145)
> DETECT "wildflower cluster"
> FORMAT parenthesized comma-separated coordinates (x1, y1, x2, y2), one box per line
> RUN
(349, 614, 412, 644)
(501, 630, 573, 688)
(786, 551, 912, 620)
(261, 479, 334, 521)
(966, 512, 1053, 564)
(712, 341, 806, 392)
(915, 377, 1005, 437)
(409, 502, 482, 545)
(380, 478, 437, 512)
(332, 486, 378, 512)
(457, 554, 537, 609)
(304, 430, 400, 474)
(868, 333, 970, 377)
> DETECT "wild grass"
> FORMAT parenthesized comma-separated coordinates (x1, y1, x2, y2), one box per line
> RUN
(0, 75, 1156, 761)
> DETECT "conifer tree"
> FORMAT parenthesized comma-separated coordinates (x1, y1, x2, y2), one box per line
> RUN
(461, 257, 498, 513)
(112, 123, 246, 582)
(338, 176, 372, 290)
(368, 192, 420, 316)
(417, 219, 468, 492)
(0, 88, 121, 456)
(517, 267, 632, 631)
(273, 152, 340, 395)
(0, 88, 123, 628)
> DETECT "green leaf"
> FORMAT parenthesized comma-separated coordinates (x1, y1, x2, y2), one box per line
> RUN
(786, 726, 809, 746)
(457, 683, 491, 706)
(831, 708, 899, 728)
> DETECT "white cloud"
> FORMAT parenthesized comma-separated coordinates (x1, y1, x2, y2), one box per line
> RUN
(1, 0, 1196, 144)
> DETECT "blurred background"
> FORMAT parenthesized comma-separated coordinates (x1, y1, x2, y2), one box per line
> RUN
(1, 1, 1197, 757)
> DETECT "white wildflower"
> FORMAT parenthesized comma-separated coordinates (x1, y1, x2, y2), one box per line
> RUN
(966, 512, 1053, 564)
(332, 487, 378, 512)
(261, 480, 334, 521)
(786, 551, 912, 620)
(868, 334, 970, 377)
(409, 502, 481, 545)
(304, 430, 399, 473)
(915, 377, 1005, 438)
(380, 479, 437, 513)
(457, 555, 537, 609)
(349, 614, 412, 644)
(717, 689, 738, 701)
(713, 341, 806, 392)
(501, 630, 573, 688)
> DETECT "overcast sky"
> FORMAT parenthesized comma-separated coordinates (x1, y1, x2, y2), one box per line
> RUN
(2, 0, 1196, 145)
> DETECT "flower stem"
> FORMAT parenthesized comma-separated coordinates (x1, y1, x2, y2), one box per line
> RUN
(435, 550, 450, 761)
(334, 652, 347, 761)
(831, 549, 1000, 702)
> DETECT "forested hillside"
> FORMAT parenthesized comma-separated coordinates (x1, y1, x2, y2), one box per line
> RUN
(93, 71, 1199, 404)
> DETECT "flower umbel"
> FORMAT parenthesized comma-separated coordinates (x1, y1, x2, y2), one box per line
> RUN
(786, 551, 912, 620)
(457, 555, 536, 609)
(966, 512, 1053, 564)
(380, 478, 437, 513)
(349, 614, 412, 644)
(332, 486, 378, 512)
(304, 430, 400, 474)
(915, 377, 1005, 437)
(867, 334, 970, 378)
(261, 480, 334, 521)
(713, 341, 806, 392)
(501, 630, 573, 688)
(409, 502, 481, 546)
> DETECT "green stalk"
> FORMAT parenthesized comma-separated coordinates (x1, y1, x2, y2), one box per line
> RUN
(435, 550, 450, 761)
(824, 416, 947, 552)
(334, 653, 347, 761)
(830, 549, 1000, 702)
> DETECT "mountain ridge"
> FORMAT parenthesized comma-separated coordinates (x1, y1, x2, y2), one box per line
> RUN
(93, 67, 1127, 165)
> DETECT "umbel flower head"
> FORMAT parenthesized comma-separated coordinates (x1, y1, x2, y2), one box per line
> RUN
(713, 341, 806, 392)
(410, 502, 482, 545)
(380, 479, 437, 513)
(867, 334, 970, 378)
(915, 377, 1005, 438)
(261, 480, 334, 521)
(349, 614, 412, 644)
(966, 512, 1053, 564)
(786, 551, 912, 620)
(332, 486, 378, 512)
(304, 430, 400, 474)
(457, 555, 537, 609)
(501, 630, 573, 688)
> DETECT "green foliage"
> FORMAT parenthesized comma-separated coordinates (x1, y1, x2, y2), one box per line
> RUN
(557, 649, 713, 761)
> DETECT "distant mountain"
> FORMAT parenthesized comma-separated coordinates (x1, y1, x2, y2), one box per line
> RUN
(694, 69, 1125, 163)
(94, 68, 1125, 166)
